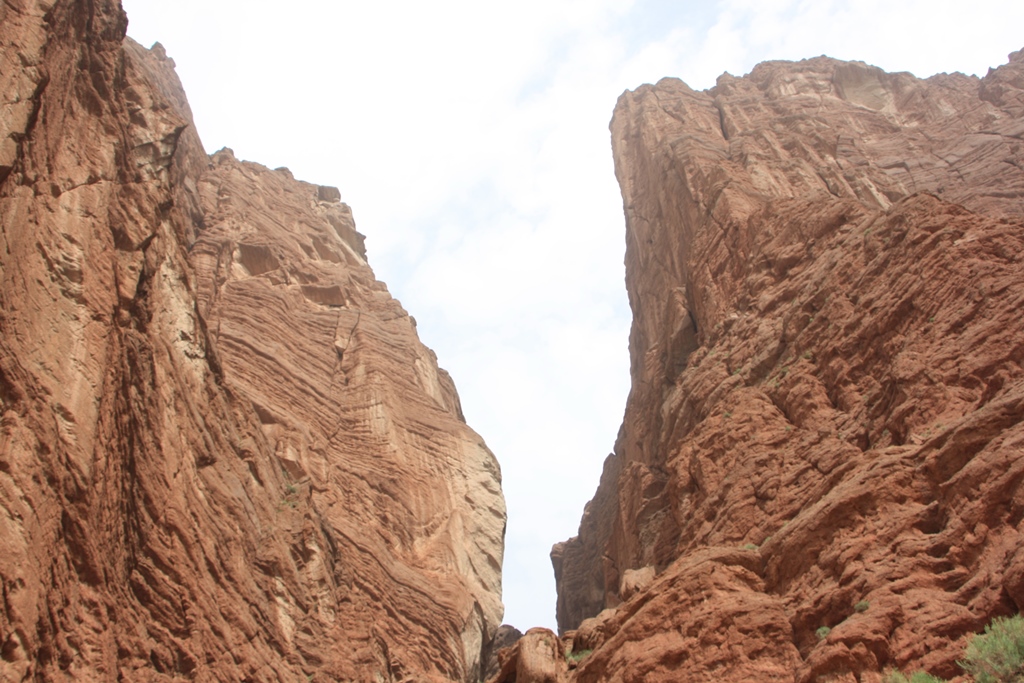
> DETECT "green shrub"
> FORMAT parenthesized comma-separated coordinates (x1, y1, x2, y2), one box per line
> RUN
(566, 649, 592, 663)
(958, 614, 1024, 683)
(854, 600, 870, 613)
(816, 626, 831, 640)
(884, 671, 947, 683)
(742, 543, 758, 551)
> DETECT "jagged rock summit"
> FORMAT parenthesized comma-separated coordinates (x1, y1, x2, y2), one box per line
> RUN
(549, 51, 1024, 682)
(0, 1, 504, 681)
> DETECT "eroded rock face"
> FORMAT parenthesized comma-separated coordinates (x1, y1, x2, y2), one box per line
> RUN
(555, 51, 1024, 681)
(189, 148, 506, 681)
(490, 628, 569, 683)
(482, 625, 525, 682)
(0, 1, 504, 681)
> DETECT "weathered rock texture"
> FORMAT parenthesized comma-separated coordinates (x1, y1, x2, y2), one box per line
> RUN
(481, 624, 524, 682)
(553, 51, 1024, 682)
(0, 1, 504, 681)
(490, 628, 569, 683)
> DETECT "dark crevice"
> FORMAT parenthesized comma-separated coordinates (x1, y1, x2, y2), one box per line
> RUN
(2, 71, 50, 190)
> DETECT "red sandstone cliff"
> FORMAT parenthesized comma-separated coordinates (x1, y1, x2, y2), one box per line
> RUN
(0, 1, 504, 681)
(551, 51, 1024, 682)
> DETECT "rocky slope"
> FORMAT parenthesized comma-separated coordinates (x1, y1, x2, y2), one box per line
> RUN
(551, 51, 1024, 682)
(0, 1, 504, 681)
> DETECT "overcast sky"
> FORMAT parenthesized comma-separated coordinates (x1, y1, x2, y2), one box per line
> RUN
(121, 0, 1024, 631)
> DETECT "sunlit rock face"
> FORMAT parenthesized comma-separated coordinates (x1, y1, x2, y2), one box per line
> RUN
(0, 1, 504, 681)
(554, 50, 1024, 682)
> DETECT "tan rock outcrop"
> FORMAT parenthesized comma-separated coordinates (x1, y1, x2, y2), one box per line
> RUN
(481, 624, 524, 682)
(0, 1, 504, 681)
(555, 51, 1024, 681)
(489, 627, 569, 683)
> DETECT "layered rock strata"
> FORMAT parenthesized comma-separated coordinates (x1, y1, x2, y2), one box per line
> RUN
(554, 51, 1024, 682)
(0, 1, 504, 681)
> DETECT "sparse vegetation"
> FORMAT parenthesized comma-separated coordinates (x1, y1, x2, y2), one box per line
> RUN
(816, 626, 831, 640)
(884, 671, 947, 683)
(854, 600, 870, 613)
(279, 483, 299, 510)
(566, 648, 592, 664)
(742, 543, 758, 551)
(958, 614, 1024, 683)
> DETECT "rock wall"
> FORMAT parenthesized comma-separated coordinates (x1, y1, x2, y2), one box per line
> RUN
(0, 1, 504, 681)
(554, 51, 1024, 681)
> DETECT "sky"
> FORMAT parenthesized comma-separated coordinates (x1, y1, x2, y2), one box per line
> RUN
(120, 0, 1024, 632)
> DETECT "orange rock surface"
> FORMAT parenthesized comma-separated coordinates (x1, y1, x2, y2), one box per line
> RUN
(0, 1, 504, 681)
(554, 51, 1024, 682)
(490, 628, 569, 683)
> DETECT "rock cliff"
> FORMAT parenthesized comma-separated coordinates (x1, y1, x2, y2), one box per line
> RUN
(553, 51, 1024, 681)
(0, 1, 504, 681)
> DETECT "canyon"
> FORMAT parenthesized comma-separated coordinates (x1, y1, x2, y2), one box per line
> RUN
(2, 0, 1024, 682)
